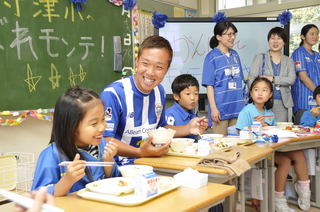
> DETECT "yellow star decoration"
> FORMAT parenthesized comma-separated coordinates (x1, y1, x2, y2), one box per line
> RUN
(24, 64, 42, 92)
(78, 65, 86, 82)
(68, 67, 77, 86)
(49, 63, 61, 89)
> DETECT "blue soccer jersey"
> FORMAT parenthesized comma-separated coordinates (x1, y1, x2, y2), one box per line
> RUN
(300, 110, 320, 127)
(236, 103, 276, 130)
(166, 102, 197, 140)
(202, 48, 244, 120)
(291, 46, 320, 113)
(31, 138, 120, 195)
(100, 75, 167, 165)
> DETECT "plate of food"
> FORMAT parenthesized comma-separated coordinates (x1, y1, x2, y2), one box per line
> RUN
(212, 141, 233, 151)
(86, 177, 134, 196)
(78, 178, 180, 206)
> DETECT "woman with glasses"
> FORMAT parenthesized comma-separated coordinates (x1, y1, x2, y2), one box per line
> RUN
(202, 20, 244, 136)
(248, 27, 296, 123)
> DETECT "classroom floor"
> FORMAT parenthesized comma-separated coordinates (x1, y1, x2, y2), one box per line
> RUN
(246, 180, 319, 212)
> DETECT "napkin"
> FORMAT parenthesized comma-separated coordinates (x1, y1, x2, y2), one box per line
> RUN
(197, 150, 251, 176)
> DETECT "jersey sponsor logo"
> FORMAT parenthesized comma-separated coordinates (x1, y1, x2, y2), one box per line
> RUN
(224, 66, 240, 76)
(105, 107, 112, 121)
(124, 126, 157, 135)
(155, 103, 163, 119)
(295, 61, 301, 69)
(105, 123, 114, 131)
(308, 96, 317, 106)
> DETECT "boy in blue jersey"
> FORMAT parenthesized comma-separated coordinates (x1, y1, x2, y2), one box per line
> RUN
(100, 36, 208, 166)
(300, 85, 320, 127)
(166, 74, 199, 140)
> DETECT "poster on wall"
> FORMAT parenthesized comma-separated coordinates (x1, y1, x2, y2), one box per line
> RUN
(185, 10, 197, 17)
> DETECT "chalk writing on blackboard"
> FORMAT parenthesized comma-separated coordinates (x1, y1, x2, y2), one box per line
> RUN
(0, 0, 133, 111)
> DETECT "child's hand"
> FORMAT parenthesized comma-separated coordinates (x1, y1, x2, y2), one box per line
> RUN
(103, 140, 118, 161)
(65, 153, 86, 183)
(310, 107, 320, 117)
(253, 115, 265, 126)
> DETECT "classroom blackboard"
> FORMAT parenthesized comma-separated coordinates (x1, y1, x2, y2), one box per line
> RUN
(155, 17, 289, 95)
(0, 0, 133, 111)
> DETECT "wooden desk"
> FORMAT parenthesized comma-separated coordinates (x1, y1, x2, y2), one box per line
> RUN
(135, 146, 273, 176)
(135, 146, 273, 212)
(54, 183, 236, 212)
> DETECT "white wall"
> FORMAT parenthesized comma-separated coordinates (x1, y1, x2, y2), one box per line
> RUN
(0, 116, 52, 165)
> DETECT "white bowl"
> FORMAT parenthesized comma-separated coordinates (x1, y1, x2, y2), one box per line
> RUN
(158, 177, 173, 190)
(200, 134, 224, 143)
(147, 128, 176, 145)
(276, 122, 294, 130)
(170, 138, 195, 152)
(118, 165, 153, 178)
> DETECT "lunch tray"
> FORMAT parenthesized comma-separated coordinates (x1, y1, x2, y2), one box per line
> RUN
(77, 180, 180, 206)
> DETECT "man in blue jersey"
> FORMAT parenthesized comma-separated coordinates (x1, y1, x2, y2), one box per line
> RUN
(166, 74, 199, 140)
(100, 35, 208, 165)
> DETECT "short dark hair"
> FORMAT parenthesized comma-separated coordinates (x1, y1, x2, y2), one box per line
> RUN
(171, 74, 199, 97)
(313, 85, 320, 99)
(138, 35, 173, 66)
(267, 27, 288, 44)
(248, 76, 274, 110)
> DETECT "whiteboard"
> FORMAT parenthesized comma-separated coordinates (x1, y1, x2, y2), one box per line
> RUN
(156, 18, 287, 95)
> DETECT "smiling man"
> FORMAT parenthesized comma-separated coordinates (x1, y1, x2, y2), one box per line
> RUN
(100, 35, 208, 166)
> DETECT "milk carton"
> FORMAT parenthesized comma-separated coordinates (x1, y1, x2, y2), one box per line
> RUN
(251, 122, 262, 134)
(240, 127, 252, 139)
(134, 171, 158, 198)
(198, 137, 214, 155)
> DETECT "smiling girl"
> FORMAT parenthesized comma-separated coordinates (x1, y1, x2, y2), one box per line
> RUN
(291, 24, 320, 125)
(31, 86, 120, 196)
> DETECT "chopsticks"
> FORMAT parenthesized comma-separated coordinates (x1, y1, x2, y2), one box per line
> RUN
(311, 106, 320, 112)
(253, 114, 278, 119)
(58, 161, 113, 166)
(0, 188, 64, 212)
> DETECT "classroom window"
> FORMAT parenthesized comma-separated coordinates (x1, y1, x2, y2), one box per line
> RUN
(218, 0, 281, 10)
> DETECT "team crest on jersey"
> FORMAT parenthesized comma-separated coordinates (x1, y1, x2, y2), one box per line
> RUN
(295, 61, 301, 69)
(155, 103, 163, 119)
(233, 56, 238, 63)
(105, 107, 112, 121)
